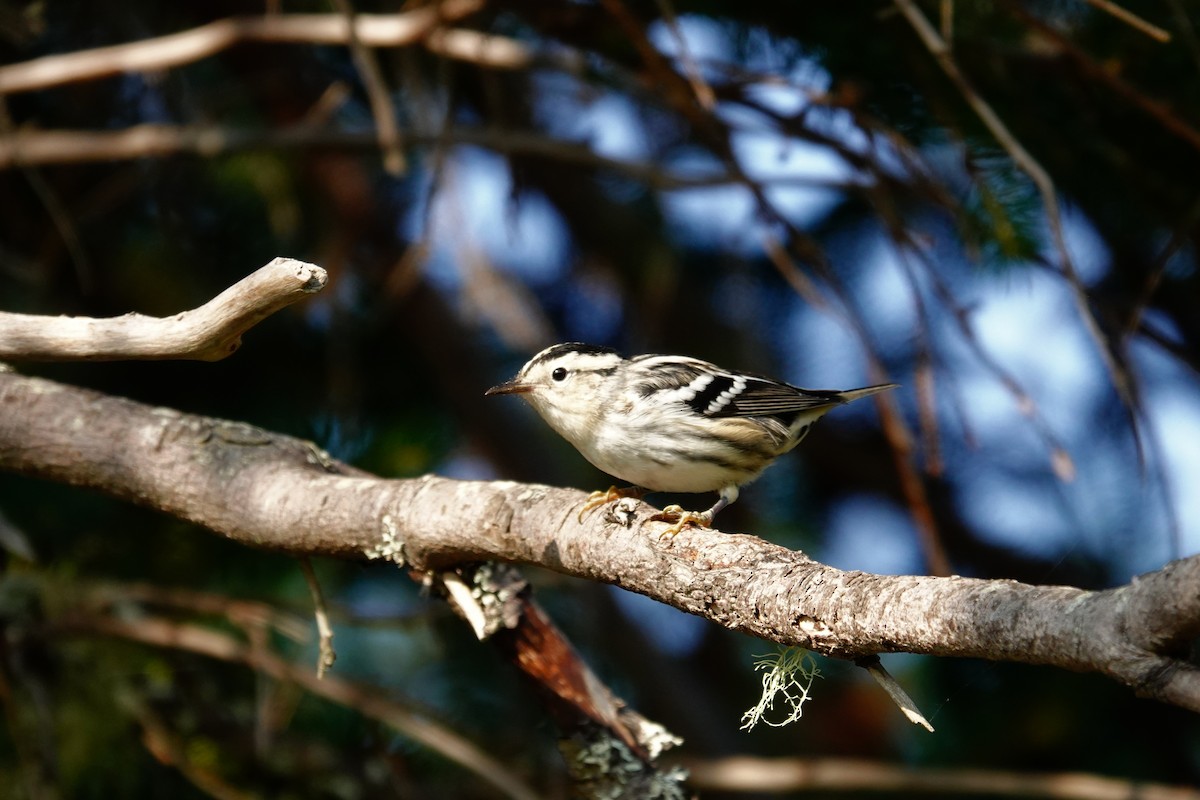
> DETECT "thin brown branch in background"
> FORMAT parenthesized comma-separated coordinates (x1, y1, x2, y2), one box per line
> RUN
(58, 611, 542, 800)
(774, 230, 952, 576)
(0, 1, 488, 95)
(876, 382, 952, 577)
(940, 0, 954, 42)
(331, 0, 406, 175)
(0, 125, 863, 196)
(682, 755, 1200, 799)
(1122, 208, 1199, 341)
(133, 700, 256, 800)
(892, 243, 946, 477)
(909, 243, 1077, 481)
(88, 582, 311, 643)
(1000, 1, 1200, 154)
(653, 0, 716, 110)
(1082, 0, 1171, 42)
(893, 0, 1143, 467)
(761, 233, 830, 311)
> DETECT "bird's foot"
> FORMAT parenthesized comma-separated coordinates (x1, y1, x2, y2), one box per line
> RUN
(578, 485, 645, 523)
(650, 505, 714, 539)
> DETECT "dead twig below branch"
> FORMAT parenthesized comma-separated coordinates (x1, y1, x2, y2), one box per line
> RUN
(298, 557, 337, 679)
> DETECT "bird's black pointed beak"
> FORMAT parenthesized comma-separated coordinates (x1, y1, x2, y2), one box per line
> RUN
(485, 379, 533, 397)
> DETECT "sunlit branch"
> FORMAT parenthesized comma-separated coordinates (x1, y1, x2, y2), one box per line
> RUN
(0, 1, 489, 95)
(0, 257, 326, 362)
(1082, 0, 1171, 43)
(682, 755, 1200, 799)
(299, 557, 337, 679)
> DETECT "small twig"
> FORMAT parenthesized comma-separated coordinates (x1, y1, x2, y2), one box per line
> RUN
(653, 0, 716, 110)
(1000, 1, 1200, 155)
(1083, 0, 1171, 42)
(0, 257, 326, 362)
(905, 238, 1077, 481)
(1122, 191, 1200, 341)
(298, 557, 336, 678)
(857, 655, 934, 732)
(440, 570, 490, 640)
(766, 233, 951, 577)
(761, 233, 830, 311)
(88, 581, 311, 643)
(939, 0, 954, 42)
(130, 698, 256, 800)
(892, 243, 946, 476)
(330, 0, 405, 175)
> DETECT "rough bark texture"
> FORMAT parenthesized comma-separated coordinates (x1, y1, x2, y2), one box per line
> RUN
(1, 369, 1198, 712)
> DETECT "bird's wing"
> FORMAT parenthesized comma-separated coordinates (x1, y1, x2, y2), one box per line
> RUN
(627, 355, 847, 419)
(715, 377, 846, 418)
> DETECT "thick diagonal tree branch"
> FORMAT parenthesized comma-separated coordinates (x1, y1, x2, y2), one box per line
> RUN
(1, 369, 1197, 712)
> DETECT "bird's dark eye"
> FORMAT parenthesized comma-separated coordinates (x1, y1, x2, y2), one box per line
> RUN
(552, 367, 568, 382)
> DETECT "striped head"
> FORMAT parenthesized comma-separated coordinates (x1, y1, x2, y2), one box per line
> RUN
(485, 343, 626, 447)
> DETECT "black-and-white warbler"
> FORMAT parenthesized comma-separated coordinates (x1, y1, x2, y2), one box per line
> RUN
(486, 343, 896, 536)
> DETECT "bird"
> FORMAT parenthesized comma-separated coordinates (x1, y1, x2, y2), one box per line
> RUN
(485, 343, 896, 536)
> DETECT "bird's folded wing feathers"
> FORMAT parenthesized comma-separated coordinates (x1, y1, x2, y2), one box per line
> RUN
(720, 379, 847, 417)
(628, 354, 893, 420)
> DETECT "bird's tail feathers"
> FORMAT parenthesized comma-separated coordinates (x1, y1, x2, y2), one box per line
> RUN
(837, 383, 899, 403)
